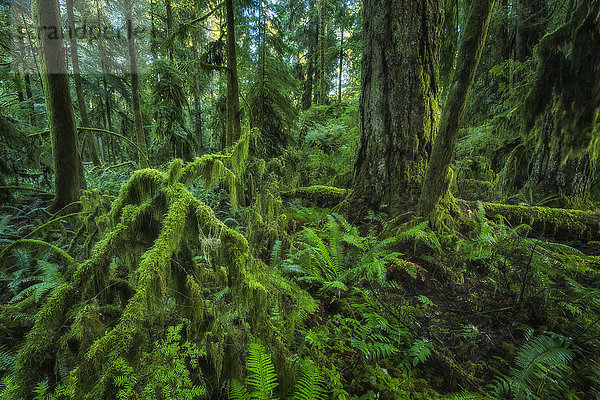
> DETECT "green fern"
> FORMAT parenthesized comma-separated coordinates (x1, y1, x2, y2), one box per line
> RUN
(408, 338, 433, 367)
(10, 260, 64, 304)
(293, 360, 325, 400)
(246, 342, 278, 400)
(493, 333, 575, 399)
(270, 240, 283, 268)
(230, 379, 250, 400)
(231, 346, 327, 400)
(0, 344, 15, 373)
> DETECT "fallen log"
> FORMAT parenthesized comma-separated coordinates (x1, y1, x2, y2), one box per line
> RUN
(458, 199, 600, 239)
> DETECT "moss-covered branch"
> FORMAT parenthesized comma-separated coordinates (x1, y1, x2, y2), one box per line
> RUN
(9, 153, 277, 398)
(281, 185, 347, 207)
(459, 200, 600, 239)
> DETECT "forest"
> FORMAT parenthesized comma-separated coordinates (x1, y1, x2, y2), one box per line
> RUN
(0, 0, 599, 398)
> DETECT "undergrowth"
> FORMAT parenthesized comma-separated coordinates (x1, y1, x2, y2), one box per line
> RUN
(0, 108, 599, 399)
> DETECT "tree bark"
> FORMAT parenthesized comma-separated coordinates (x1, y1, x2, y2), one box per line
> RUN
(225, 0, 241, 147)
(352, 0, 442, 212)
(526, 111, 594, 201)
(520, 0, 600, 201)
(125, 0, 150, 168)
(33, 0, 85, 211)
(417, 0, 495, 221)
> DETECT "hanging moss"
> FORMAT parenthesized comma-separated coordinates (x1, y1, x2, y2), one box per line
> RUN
(5, 130, 312, 399)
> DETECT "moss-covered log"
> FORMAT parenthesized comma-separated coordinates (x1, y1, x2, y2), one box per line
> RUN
(281, 185, 347, 207)
(5, 133, 312, 399)
(459, 199, 600, 239)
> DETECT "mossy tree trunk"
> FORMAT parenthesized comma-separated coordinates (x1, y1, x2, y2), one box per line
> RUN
(302, 44, 315, 110)
(67, 0, 101, 166)
(352, 0, 442, 212)
(526, 111, 594, 201)
(520, 0, 600, 202)
(417, 0, 495, 221)
(33, 0, 85, 211)
(225, 0, 241, 148)
(10, 31, 25, 102)
(125, 0, 150, 168)
(514, 0, 548, 62)
(17, 31, 34, 106)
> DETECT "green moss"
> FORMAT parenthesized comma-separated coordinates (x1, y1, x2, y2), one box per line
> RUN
(282, 185, 347, 206)
(463, 200, 600, 239)
(7, 130, 311, 398)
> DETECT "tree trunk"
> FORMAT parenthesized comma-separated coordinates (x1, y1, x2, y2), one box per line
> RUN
(526, 108, 594, 201)
(225, 0, 241, 147)
(302, 16, 317, 110)
(33, 0, 85, 211)
(165, 0, 174, 60)
(125, 0, 150, 168)
(191, 39, 203, 152)
(352, 0, 442, 212)
(67, 0, 101, 166)
(10, 31, 25, 102)
(458, 199, 600, 240)
(417, 0, 495, 221)
(514, 0, 547, 62)
(302, 47, 315, 110)
(338, 27, 343, 102)
(17, 32, 33, 105)
(520, 0, 600, 202)
(316, 0, 326, 105)
(96, 1, 110, 163)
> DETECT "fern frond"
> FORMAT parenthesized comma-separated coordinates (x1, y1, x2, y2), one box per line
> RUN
(270, 240, 283, 268)
(510, 333, 574, 399)
(246, 343, 278, 400)
(408, 338, 433, 367)
(230, 379, 250, 400)
(293, 361, 325, 400)
(0, 345, 15, 373)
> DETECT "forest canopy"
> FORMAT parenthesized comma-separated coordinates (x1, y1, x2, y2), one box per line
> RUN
(0, 0, 600, 398)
